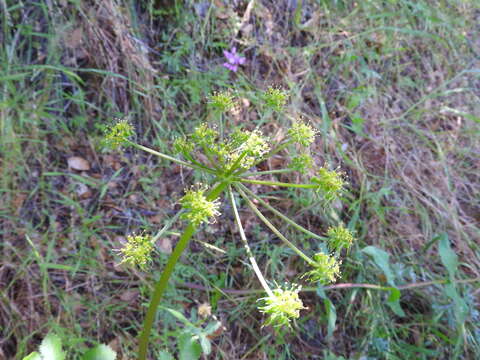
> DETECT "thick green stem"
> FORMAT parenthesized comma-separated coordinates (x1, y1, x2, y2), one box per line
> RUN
(228, 187, 273, 297)
(235, 184, 315, 265)
(237, 183, 325, 242)
(129, 142, 216, 174)
(138, 181, 228, 360)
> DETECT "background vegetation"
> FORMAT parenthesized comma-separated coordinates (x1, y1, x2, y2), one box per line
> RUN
(1, 0, 479, 359)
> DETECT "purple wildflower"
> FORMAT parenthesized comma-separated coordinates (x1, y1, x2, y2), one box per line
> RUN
(223, 47, 245, 72)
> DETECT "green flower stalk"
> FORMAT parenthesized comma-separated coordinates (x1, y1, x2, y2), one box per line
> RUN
(258, 284, 306, 327)
(179, 187, 221, 226)
(304, 252, 341, 284)
(102, 119, 134, 149)
(288, 120, 317, 147)
(327, 225, 354, 251)
(263, 86, 288, 112)
(119, 234, 154, 270)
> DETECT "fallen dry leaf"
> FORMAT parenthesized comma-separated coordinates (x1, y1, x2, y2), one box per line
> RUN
(12, 192, 27, 215)
(65, 27, 83, 49)
(198, 302, 212, 318)
(75, 183, 92, 199)
(68, 156, 90, 171)
(120, 289, 139, 302)
(157, 237, 172, 254)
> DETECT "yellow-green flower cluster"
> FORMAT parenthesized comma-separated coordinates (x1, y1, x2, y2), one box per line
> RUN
(304, 252, 341, 284)
(172, 123, 271, 171)
(191, 123, 219, 147)
(311, 167, 345, 200)
(327, 225, 354, 251)
(179, 187, 220, 226)
(173, 136, 195, 155)
(208, 91, 235, 113)
(290, 153, 314, 174)
(258, 284, 306, 327)
(263, 86, 288, 112)
(228, 129, 270, 169)
(103, 119, 134, 149)
(288, 120, 317, 147)
(119, 234, 154, 270)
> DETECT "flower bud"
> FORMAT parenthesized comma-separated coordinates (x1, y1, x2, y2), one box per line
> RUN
(173, 136, 194, 155)
(288, 120, 316, 147)
(179, 186, 221, 226)
(304, 252, 341, 284)
(102, 119, 134, 149)
(208, 91, 235, 113)
(290, 153, 314, 174)
(119, 234, 154, 270)
(311, 167, 345, 201)
(228, 129, 270, 169)
(191, 123, 219, 147)
(327, 225, 354, 251)
(263, 86, 288, 112)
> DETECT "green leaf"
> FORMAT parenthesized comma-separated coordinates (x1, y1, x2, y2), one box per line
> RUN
(362, 246, 396, 286)
(22, 352, 41, 360)
(316, 287, 337, 338)
(198, 334, 211, 355)
(386, 287, 405, 317)
(444, 283, 468, 324)
(178, 334, 202, 360)
(82, 344, 116, 360)
(158, 350, 175, 360)
(203, 321, 221, 336)
(437, 233, 459, 280)
(161, 307, 195, 328)
(39, 334, 65, 360)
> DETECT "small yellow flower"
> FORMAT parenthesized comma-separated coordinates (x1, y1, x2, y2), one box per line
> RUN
(327, 225, 354, 251)
(263, 86, 288, 112)
(224, 129, 270, 170)
(179, 186, 221, 226)
(102, 119, 134, 149)
(191, 123, 219, 147)
(303, 252, 341, 284)
(208, 91, 235, 113)
(258, 284, 306, 328)
(311, 167, 345, 201)
(119, 234, 154, 270)
(290, 153, 314, 174)
(288, 120, 317, 147)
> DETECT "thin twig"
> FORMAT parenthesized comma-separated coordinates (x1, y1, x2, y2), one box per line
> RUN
(180, 277, 480, 296)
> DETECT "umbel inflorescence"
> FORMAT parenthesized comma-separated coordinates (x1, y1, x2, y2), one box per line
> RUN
(104, 87, 355, 358)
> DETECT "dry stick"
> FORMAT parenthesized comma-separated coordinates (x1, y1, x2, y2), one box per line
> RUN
(180, 277, 480, 296)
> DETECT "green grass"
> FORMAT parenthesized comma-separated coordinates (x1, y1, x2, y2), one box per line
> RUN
(1, 0, 479, 359)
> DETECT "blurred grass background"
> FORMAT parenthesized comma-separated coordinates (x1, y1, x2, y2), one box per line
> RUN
(1, 0, 479, 359)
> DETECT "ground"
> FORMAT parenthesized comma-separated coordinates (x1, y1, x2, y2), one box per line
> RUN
(1, 0, 479, 359)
